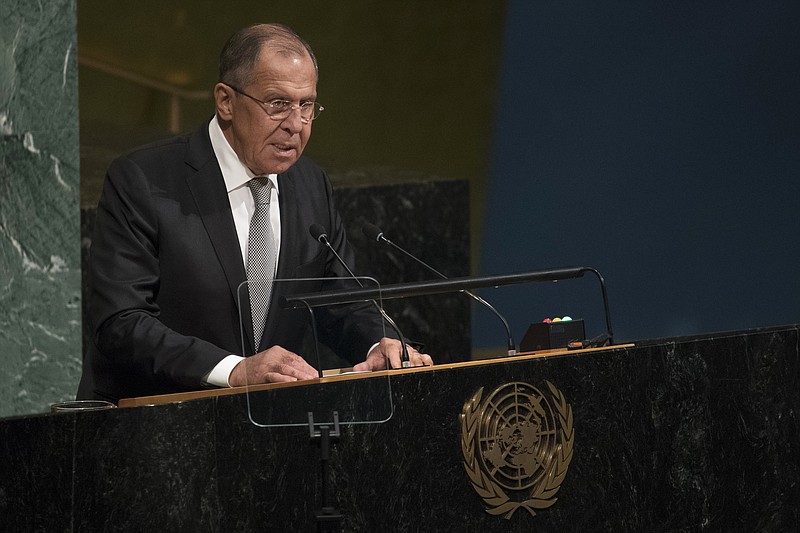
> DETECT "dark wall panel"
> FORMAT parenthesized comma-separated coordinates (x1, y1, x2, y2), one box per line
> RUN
(477, 1, 800, 347)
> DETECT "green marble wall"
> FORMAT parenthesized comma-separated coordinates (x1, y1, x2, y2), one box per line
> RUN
(0, 0, 81, 417)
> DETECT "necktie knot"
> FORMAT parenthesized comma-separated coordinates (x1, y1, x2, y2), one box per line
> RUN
(248, 177, 273, 206)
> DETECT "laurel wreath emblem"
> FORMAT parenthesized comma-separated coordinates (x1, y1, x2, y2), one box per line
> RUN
(460, 381, 574, 519)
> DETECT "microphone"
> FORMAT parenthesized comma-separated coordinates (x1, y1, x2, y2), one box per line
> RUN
(308, 224, 411, 367)
(363, 222, 517, 356)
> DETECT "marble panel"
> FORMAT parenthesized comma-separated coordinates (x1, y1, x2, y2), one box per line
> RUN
(336, 179, 471, 364)
(0, 413, 74, 532)
(71, 401, 219, 532)
(0, 0, 81, 418)
(169, 326, 800, 530)
(3, 326, 796, 531)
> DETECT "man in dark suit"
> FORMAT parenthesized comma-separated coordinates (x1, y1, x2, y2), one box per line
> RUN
(78, 23, 431, 403)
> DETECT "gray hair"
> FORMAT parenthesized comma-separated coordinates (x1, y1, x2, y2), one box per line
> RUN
(218, 23, 318, 87)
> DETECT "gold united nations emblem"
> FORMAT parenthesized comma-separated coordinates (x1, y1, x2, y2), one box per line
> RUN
(460, 381, 574, 519)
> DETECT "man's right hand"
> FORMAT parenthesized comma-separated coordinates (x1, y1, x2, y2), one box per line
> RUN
(228, 345, 318, 387)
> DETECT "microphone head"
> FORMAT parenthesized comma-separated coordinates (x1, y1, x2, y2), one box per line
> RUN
(309, 223, 328, 243)
(362, 222, 384, 242)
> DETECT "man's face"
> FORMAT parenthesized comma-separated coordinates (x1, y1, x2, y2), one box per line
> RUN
(217, 46, 317, 175)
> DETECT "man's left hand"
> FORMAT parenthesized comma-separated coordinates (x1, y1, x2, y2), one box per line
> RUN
(353, 337, 433, 371)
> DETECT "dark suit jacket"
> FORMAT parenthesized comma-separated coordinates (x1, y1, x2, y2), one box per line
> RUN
(77, 121, 387, 402)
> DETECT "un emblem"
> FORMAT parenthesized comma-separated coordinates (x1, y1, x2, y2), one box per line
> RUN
(460, 381, 574, 519)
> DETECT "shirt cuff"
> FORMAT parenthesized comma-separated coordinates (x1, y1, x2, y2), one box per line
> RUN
(366, 342, 380, 358)
(203, 354, 245, 388)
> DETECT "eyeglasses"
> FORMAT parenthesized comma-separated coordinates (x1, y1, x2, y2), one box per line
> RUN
(227, 84, 324, 123)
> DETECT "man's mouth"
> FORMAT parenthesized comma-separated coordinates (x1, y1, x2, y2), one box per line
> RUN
(273, 143, 296, 154)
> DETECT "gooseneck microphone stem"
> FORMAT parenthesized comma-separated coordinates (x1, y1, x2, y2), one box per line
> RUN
(364, 223, 517, 356)
(309, 224, 411, 368)
(584, 267, 614, 345)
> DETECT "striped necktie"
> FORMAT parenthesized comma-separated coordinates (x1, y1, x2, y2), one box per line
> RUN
(246, 177, 276, 350)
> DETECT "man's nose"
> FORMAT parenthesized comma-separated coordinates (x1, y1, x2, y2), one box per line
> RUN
(281, 106, 305, 132)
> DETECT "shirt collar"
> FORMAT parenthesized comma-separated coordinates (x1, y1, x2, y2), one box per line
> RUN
(208, 115, 279, 194)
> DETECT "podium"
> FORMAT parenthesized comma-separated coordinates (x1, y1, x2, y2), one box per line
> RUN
(1, 325, 798, 531)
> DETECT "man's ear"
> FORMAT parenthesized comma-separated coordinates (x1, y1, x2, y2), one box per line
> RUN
(214, 83, 234, 120)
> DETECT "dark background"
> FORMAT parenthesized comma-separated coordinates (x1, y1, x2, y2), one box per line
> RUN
(476, 0, 800, 348)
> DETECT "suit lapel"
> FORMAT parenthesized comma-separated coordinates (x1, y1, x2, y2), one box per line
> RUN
(184, 122, 255, 355)
(275, 168, 300, 279)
